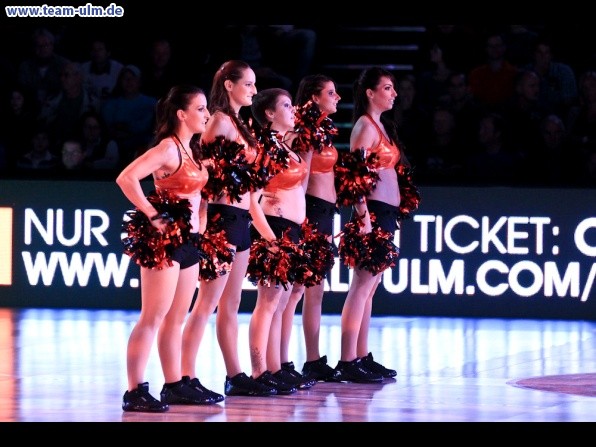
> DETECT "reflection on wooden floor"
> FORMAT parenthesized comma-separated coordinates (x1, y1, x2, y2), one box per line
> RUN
(0, 307, 595, 422)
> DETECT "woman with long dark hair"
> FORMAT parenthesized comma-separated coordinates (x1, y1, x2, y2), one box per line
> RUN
(335, 67, 402, 383)
(117, 84, 216, 412)
(282, 74, 342, 383)
(181, 60, 281, 397)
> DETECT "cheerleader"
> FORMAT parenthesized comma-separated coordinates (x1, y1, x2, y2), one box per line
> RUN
(335, 67, 404, 383)
(283, 74, 342, 383)
(117, 85, 217, 412)
(180, 60, 280, 397)
(245, 87, 317, 394)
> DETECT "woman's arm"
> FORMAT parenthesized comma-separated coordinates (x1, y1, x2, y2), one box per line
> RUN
(248, 189, 276, 242)
(349, 118, 378, 233)
(300, 148, 314, 192)
(201, 111, 235, 143)
(116, 140, 172, 219)
(198, 198, 208, 234)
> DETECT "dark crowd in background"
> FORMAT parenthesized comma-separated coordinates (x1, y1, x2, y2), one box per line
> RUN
(1, 21, 596, 188)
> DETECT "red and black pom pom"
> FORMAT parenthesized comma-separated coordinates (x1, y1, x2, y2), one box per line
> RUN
(121, 189, 192, 270)
(334, 148, 380, 207)
(247, 229, 301, 290)
(251, 122, 291, 189)
(292, 100, 338, 154)
(200, 136, 255, 203)
(338, 212, 399, 275)
(396, 164, 421, 221)
(293, 219, 336, 287)
(198, 226, 236, 281)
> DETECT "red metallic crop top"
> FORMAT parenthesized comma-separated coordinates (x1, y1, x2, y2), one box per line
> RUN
(265, 151, 307, 192)
(310, 145, 338, 174)
(154, 138, 208, 198)
(364, 114, 400, 170)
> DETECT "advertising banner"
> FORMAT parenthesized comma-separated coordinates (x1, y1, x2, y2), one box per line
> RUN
(1, 180, 594, 320)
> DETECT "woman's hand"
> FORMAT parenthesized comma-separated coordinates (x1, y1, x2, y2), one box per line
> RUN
(150, 212, 170, 234)
(265, 238, 279, 254)
(361, 213, 372, 234)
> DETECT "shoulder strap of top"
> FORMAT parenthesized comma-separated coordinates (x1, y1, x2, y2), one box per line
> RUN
(364, 113, 385, 141)
(170, 134, 183, 165)
(364, 112, 387, 147)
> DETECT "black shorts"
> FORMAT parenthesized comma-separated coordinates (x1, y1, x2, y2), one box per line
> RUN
(171, 233, 201, 269)
(207, 204, 252, 252)
(251, 215, 301, 243)
(305, 194, 337, 236)
(367, 200, 399, 234)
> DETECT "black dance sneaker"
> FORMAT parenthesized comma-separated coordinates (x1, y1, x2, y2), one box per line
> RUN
(334, 358, 383, 383)
(160, 378, 215, 405)
(254, 370, 297, 395)
(361, 352, 397, 378)
(302, 355, 341, 382)
(184, 376, 225, 403)
(281, 361, 316, 389)
(224, 372, 277, 397)
(122, 382, 169, 412)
